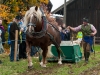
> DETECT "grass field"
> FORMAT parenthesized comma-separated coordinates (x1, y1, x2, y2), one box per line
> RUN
(0, 45, 100, 75)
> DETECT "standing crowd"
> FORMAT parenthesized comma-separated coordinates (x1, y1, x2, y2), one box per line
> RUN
(0, 15, 38, 63)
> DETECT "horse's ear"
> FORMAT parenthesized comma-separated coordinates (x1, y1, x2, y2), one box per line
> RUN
(35, 6, 38, 11)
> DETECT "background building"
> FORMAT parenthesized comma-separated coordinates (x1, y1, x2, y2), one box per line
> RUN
(52, 0, 100, 37)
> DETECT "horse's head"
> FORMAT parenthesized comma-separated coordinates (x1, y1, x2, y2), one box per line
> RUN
(24, 6, 42, 33)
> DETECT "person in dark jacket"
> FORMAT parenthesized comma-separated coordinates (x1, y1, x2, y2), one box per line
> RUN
(9, 16, 21, 61)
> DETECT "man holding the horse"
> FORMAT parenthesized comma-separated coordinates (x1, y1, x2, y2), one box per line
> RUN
(68, 17, 97, 63)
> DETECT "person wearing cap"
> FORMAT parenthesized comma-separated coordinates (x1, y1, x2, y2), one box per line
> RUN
(9, 16, 21, 62)
(68, 17, 97, 63)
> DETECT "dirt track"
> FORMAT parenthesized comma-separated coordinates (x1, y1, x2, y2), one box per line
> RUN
(20, 63, 100, 75)
(80, 64, 100, 75)
(20, 63, 62, 75)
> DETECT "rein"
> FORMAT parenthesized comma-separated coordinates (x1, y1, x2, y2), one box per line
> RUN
(27, 19, 60, 38)
(26, 27, 47, 38)
(26, 17, 47, 38)
(48, 22, 60, 32)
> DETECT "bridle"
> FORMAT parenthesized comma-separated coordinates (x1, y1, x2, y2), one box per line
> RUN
(27, 13, 39, 32)
(27, 13, 38, 27)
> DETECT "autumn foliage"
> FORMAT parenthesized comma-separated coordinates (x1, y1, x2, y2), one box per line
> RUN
(0, 0, 49, 23)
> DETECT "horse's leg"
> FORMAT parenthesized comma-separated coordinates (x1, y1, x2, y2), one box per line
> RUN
(57, 47, 62, 65)
(26, 41, 33, 69)
(40, 47, 48, 67)
(40, 46, 53, 65)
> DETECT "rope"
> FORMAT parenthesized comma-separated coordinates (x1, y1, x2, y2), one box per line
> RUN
(1, 40, 26, 44)
(47, 32, 65, 57)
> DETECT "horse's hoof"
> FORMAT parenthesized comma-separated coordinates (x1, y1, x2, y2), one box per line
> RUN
(58, 61, 62, 65)
(40, 62, 43, 65)
(40, 64, 46, 67)
(28, 66, 33, 69)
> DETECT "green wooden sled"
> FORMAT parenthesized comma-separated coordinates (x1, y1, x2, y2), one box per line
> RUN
(39, 41, 82, 63)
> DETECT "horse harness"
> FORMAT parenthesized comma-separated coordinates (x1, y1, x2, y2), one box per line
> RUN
(26, 15, 60, 39)
(26, 14, 60, 46)
(26, 10, 65, 57)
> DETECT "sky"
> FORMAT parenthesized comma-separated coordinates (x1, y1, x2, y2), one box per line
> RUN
(50, 0, 69, 12)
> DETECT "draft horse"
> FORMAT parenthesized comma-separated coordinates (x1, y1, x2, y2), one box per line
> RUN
(24, 6, 62, 68)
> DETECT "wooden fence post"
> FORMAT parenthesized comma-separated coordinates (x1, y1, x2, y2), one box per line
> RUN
(94, 36, 95, 45)
(14, 30, 18, 61)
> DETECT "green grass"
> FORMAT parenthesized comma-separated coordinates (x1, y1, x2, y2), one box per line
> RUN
(0, 45, 100, 75)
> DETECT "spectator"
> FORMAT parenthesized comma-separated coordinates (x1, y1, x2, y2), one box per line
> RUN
(0, 18, 5, 46)
(9, 16, 21, 61)
(8, 18, 15, 57)
(8, 18, 15, 45)
(19, 25, 38, 58)
(0, 29, 4, 64)
(19, 25, 27, 59)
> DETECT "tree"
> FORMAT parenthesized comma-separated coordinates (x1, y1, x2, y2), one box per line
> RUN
(0, 0, 49, 23)
(0, 4, 12, 22)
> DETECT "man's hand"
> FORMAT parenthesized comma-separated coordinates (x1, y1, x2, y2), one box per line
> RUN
(20, 28, 24, 32)
(67, 26, 71, 29)
(90, 33, 95, 36)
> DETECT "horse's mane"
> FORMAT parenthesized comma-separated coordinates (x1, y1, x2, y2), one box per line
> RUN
(23, 6, 42, 26)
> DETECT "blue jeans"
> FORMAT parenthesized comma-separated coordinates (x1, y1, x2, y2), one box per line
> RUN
(31, 46, 38, 56)
(10, 41, 19, 61)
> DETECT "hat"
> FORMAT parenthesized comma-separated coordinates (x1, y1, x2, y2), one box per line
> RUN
(82, 17, 89, 22)
(15, 16, 21, 20)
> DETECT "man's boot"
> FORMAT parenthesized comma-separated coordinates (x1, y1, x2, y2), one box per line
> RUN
(84, 53, 87, 63)
(85, 52, 90, 63)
